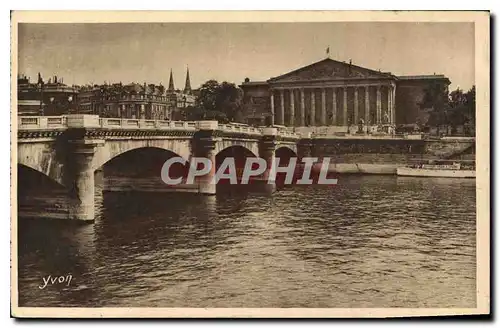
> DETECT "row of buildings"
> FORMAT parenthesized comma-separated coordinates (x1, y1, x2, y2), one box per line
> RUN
(17, 68, 196, 120)
(18, 57, 453, 130)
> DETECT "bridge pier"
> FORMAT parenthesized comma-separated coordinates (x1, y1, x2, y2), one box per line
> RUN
(67, 140, 102, 222)
(193, 121, 219, 195)
(258, 127, 278, 193)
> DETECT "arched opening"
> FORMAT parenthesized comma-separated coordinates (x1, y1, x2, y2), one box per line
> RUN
(275, 147, 298, 166)
(96, 147, 193, 222)
(17, 164, 69, 220)
(274, 146, 299, 187)
(98, 147, 189, 193)
(215, 146, 255, 188)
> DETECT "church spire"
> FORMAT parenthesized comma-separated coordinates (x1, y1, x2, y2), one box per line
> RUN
(168, 69, 175, 92)
(184, 66, 192, 94)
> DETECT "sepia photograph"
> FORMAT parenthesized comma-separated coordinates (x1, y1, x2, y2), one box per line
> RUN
(10, 11, 489, 318)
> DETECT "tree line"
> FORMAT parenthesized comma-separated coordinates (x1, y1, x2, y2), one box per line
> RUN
(418, 83, 476, 130)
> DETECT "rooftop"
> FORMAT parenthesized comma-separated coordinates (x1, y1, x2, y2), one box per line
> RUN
(240, 80, 268, 86)
(398, 75, 448, 80)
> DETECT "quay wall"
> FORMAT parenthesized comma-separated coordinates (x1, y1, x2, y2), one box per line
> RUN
(302, 137, 475, 175)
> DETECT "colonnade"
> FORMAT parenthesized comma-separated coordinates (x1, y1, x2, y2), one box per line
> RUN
(270, 84, 396, 127)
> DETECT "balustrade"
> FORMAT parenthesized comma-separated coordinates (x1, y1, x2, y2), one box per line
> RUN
(18, 115, 301, 139)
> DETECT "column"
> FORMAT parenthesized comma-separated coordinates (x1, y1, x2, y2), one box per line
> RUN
(310, 89, 316, 126)
(289, 89, 295, 126)
(365, 86, 370, 124)
(321, 88, 326, 126)
(300, 88, 305, 126)
(140, 104, 146, 119)
(343, 87, 348, 126)
(376, 85, 381, 124)
(392, 84, 397, 124)
(387, 85, 392, 124)
(270, 91, 275, 126)
(354, 87, 359, 125)
(331, 87, 337, 125)
(279, 89, 285, 125)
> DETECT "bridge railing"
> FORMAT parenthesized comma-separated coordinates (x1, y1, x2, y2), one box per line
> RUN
(277, 130, 300, 139)
(18, 116, 67, 129)
(17, 116, 301, 139)
(99, 118, 198, 131)
(218, 123, 262, 136)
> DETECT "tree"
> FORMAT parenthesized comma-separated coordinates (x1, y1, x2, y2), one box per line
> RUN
(158, 84, 165, 95)
(418, 83, 476, 135)
(193, 80, 244, 123)
(196, 80, 219, 112)
(418, 82, 450, 128)
(216, 82, 243, 122)
(464, 85, 475, 125)
(446, 85, 476, 129)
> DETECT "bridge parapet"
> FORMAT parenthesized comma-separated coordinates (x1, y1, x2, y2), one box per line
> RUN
(18, 116, 68, 130)
(219, 123, 262, 136)
(18, 115, 301, 141)
(99, 117, 198, 131)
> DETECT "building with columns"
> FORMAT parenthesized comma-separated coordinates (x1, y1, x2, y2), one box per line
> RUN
(240, 58, 450, 130)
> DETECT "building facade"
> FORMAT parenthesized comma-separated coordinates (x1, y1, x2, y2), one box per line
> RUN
(78, 68, 196, 119)
(240, 58, 450, 130)
(17, 74, 79, 116)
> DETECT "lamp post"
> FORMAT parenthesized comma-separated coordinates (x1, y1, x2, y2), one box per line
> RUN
(68, 95, 74, 114)
(38, 83, 44, 116)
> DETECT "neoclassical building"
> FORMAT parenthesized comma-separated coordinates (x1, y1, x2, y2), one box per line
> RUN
(240, 58, 450, 129)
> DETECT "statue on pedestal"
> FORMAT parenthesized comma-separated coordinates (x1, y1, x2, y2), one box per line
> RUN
(358, 118, 365, 134)
(383, 111, 390, 125)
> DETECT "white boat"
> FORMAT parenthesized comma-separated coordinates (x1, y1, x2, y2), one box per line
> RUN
(397, 162, 475, 178)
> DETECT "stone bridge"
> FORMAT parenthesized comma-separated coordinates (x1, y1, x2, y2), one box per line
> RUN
(17, 115, 300, 221)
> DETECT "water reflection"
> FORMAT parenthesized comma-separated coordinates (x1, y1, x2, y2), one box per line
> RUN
(18, 175, 476, 308)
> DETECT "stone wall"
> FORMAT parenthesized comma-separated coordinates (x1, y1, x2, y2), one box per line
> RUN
(301, 138, 475, 164)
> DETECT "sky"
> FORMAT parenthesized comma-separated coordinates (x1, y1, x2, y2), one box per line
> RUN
(17, 22, 475, 91)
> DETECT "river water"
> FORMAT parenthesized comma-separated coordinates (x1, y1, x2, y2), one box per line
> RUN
(17, 175, 476, 308)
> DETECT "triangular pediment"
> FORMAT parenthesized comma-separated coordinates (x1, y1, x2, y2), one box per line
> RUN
(268, 58, 393, 83)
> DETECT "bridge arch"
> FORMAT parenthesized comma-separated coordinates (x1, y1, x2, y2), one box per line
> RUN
(275, 145, 298, 162)
(215, 141, 259, 158)
(215, 145, 258, 166)
(275, 144, 298, 157)
(215, 145, 259, 183)
(94, 146, 191, 184)
(17, 145, 66, 186)
(17, 163, 66, 189)
(92, 139, 192, 171)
